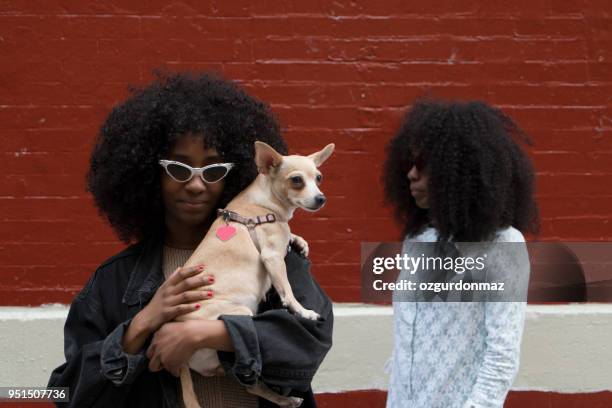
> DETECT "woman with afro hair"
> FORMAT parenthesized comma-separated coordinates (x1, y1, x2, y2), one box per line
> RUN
(383, 99, 539, 408)
(48, 71, 333, 408)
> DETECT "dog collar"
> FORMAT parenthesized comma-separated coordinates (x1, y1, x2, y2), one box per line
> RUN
(216, 208, 279, 250)
(217, 208, 277, 228)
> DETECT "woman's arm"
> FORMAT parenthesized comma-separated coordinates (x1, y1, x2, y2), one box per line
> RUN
(463, 301, 527, 408)
(193, 320, 234, 351)
(216, 250, 334, 392)
(464, 237, 530, 408)
(47, 269, 150, 407)
(146, 249, 333, 390)
(123, 312, 157, 354)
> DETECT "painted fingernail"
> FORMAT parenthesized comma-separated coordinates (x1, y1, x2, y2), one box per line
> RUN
(208, 276, 215, 283)
(197, 265, 205, 271)
(207, 291, 213, 297)
(195, 304, 201, 309)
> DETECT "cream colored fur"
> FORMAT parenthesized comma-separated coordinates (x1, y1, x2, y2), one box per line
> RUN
(172, 141, 335, 408)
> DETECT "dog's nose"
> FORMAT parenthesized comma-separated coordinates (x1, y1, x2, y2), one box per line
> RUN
(315, 194, 326, 207)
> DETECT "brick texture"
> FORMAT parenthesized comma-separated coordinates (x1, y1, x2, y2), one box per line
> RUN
(1, 0, 611, 305)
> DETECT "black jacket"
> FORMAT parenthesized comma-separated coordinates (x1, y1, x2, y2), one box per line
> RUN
(47, 231, 334, 407)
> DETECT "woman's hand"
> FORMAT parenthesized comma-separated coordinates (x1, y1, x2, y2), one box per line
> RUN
(136, 264, 215, 334)
(146, 319, 234, 376)
(146, 321, 200, 377)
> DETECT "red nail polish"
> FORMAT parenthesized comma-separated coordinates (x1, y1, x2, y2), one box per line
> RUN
(195, 304, 201, 309)
(208, 276, 215, 283)
(207, 291, 213, 297)
(197, 265, 205, 272)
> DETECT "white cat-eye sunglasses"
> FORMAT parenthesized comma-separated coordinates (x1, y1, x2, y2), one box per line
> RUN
(159, 160, 235, 184)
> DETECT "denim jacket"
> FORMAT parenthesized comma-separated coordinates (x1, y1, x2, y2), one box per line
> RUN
(47, 231, 334, 407)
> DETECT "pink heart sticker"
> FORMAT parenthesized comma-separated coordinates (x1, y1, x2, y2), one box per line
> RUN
(216, 225, 236, 241)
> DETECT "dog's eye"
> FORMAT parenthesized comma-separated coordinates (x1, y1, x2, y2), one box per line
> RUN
(316, 174, 322, 183)
(290, 176, 304, 185)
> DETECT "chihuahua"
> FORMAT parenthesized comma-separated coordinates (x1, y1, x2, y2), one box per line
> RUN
(173, 141, 334, 408)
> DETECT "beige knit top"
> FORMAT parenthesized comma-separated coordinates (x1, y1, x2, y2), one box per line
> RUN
(162, 244, 258, 408)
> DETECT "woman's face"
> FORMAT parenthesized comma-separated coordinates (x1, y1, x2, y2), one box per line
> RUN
(161, 134, 225, 229)
(406, 162, 429, 209)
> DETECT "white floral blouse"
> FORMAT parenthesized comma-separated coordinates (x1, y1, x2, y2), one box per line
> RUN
(386, 226, 530, 408)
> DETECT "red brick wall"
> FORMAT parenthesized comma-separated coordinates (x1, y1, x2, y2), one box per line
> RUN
(1, 1, 611, 305)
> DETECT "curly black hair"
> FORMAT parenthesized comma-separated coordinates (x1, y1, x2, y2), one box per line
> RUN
(383, 99, 539, 242)
(86, 71, 287, 244)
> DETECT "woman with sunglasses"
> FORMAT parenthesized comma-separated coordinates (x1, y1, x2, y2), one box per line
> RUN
(48, 71, 333, 407)
(382, 99, 539, 408)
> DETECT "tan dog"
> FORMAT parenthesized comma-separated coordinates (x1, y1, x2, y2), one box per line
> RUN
(173, 141, 335, 408)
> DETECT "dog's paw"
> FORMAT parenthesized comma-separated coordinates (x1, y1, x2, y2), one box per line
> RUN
(298, 241, 309, 258)
(299, 309, 321, 321)
(279, 397, 303, 408)
(290, 234, 309, 258)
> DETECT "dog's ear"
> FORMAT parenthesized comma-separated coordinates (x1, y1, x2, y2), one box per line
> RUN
(254, 141, 283, 174)
(308, 143, 335, 167)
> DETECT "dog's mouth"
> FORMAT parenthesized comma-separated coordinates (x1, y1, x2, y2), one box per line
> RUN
(301, 203, 325, 212)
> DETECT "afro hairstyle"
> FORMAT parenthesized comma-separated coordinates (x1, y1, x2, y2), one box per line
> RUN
(86, 71, 287, 244)
(383, 98, 539, 242)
